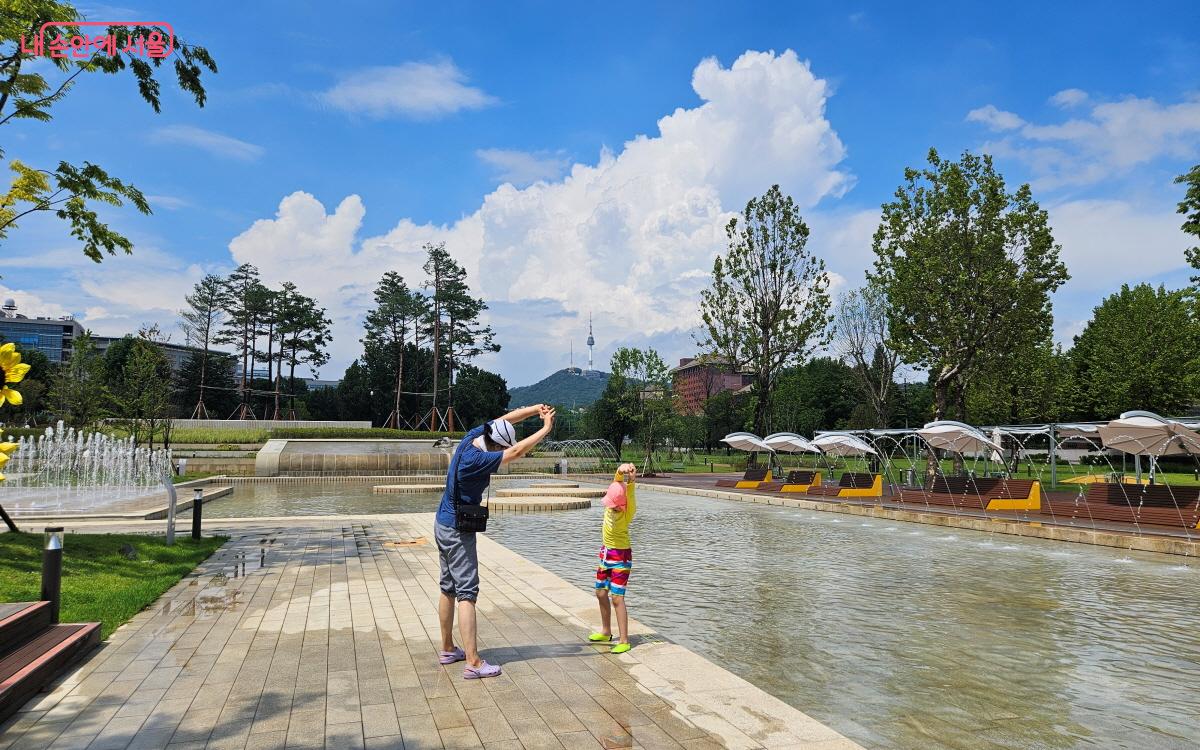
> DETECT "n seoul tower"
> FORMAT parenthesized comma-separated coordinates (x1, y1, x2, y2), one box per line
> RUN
(586, 313, 595, 371)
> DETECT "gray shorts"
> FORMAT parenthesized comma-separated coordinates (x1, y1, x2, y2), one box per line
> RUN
(435, 522, 479, 602)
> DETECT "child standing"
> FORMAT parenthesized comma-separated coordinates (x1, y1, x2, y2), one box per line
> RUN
(590, 462, 638, 653)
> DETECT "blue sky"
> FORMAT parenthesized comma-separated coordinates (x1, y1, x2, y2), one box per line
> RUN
(4, 1, 1200, 386)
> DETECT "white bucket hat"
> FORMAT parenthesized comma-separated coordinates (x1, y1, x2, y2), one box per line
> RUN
(487, 419, 516, 448)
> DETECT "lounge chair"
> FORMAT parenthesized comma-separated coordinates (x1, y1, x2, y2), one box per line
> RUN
(804, 472, 882, 498)
(715, 466, 773, 489)
(756, 470, 822, 493)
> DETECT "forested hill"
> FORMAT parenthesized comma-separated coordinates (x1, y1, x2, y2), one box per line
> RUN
(507, 368, 610, 409)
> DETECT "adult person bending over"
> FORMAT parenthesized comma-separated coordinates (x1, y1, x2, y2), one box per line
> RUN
(436, 403, 555, 679)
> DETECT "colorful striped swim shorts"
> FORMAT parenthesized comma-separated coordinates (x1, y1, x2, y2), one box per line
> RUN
(594, 546, 632, 597)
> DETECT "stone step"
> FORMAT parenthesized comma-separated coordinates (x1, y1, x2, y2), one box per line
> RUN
(372, 484, 447, 494)
(489, 497, 593, 511)
(528, 482, 580, 488)
(494, 487, 605, 498)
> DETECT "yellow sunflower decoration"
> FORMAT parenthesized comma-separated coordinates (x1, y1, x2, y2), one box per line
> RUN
(0, 342, 28, 480)
(0, 343, 29, 406)
(0, 441, 16, 480)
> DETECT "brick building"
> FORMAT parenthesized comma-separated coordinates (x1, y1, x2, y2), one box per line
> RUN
(671, 355, 753, 414)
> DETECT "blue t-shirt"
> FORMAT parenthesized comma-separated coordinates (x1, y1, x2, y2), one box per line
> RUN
(435, 425, 504, 528)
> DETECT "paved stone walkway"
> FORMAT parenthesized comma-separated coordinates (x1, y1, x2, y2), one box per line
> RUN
(0, 514, 861, 750)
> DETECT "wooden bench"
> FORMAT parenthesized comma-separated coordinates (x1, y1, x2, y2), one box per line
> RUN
(1043, 483, 1200, 529)
(0, 602, 100, 723)
(715, 466, 773, 489)
(756, 470, 822, 493)
(805, 472, 882, 498)
(896, 476, 1040, 511)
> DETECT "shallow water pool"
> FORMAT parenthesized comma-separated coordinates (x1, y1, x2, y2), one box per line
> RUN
(484, 485, 1200, 750)
(203, 483, 442, 517)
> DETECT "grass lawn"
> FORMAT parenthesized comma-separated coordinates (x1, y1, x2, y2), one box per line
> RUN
(172, 471, 221, 484)
(0, 532, 227, 640)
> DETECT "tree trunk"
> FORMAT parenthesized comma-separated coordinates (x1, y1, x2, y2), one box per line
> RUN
(927, 377, 950, 483)
(393, 341, 404, 426)
(289, 355, 298, 415)
(431, 301, 440, 428)
(447, 316, 455, 421)
(751, 370, 771, 436)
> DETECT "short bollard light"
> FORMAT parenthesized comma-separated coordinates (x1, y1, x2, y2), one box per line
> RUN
(41, 527, 64, 624)
(192, 488, 204, 540)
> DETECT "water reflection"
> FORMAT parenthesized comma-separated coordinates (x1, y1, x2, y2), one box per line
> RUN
(485, 487, 1200, 749)
(205, 484, 443, 517)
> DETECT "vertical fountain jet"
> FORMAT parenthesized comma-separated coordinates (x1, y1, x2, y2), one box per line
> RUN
(587, 313, 595, 372)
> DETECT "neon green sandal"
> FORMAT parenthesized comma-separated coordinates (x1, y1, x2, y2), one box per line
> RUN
(588, 632, 613, 642)
(611, 642, 631, 654)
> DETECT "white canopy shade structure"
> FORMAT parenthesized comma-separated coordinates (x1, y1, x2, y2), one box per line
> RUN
(1097, 411, 1200, 456)
(917, 421, 1004, 455)
(763, 432, 821, 454)
(812, 432, 878, 457)
(1053, 424, 1101, 442)
(720, 432, 774, 453)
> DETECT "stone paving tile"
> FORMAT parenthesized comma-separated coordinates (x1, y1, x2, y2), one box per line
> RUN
(396, 712, 442, 748)
(242, 729, 286, 750)
(362, 734, 405, 750)
(0, 515, 863, 750)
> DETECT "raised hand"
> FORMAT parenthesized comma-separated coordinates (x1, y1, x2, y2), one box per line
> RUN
(617, 463, 637, 479)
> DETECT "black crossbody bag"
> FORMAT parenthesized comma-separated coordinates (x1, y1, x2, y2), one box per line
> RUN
(451, 440, 489, 533)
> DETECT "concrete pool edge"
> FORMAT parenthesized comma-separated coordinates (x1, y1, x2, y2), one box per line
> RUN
(565, 475, 1200, 558)
(0, 512, 864, 750)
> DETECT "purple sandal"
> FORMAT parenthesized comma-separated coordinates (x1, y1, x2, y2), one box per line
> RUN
(463, 660, 502, 679)
(439, 647, 465, 665)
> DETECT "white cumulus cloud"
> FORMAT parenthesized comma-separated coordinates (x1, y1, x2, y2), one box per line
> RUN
(230, 49, 853, 381)
(968, 92, 1200, 188)
(1049, 88, 1088, 109)
(966, 104, 1025, 131)
(320, 60, 496, 119)
(150, 125, 264, 161)
(476, 148, 569, 186)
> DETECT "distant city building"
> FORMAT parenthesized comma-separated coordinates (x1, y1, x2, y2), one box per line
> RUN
(91, 336, 238, 376)
(671, 355, 753, 414)
(0, 299, 85, 363)
(304, 378, 340, 391)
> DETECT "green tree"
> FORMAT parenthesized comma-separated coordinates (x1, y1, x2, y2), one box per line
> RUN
(214, 264, 261, 417)
(178, 274, 225, 418)
(452, 364, 509, 428)
(173, 351, 237, 418)
(701, 390, 750, 450)
(583, 375, 638, 455)
(699, 184, 832, 435)
(363, 271, 425, 427)
(966, 338, 1073, 425)
(869, 148, 1069, 424)
(100, 334, 137, 385)
(423, 243, 498, 427)
(834, 284, 899, 427)
(275, 282, 331, 419)
(1069, 284, 1199, 419)
(336, 360, 375, 423)
(1176, 164, 1200, 277)
(771, 358, 858, 435)
(49, 331, 106, 427)
(113, 337, 171, 447)
(610, 347, 672, 471)
(1, 3, 217, 259)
